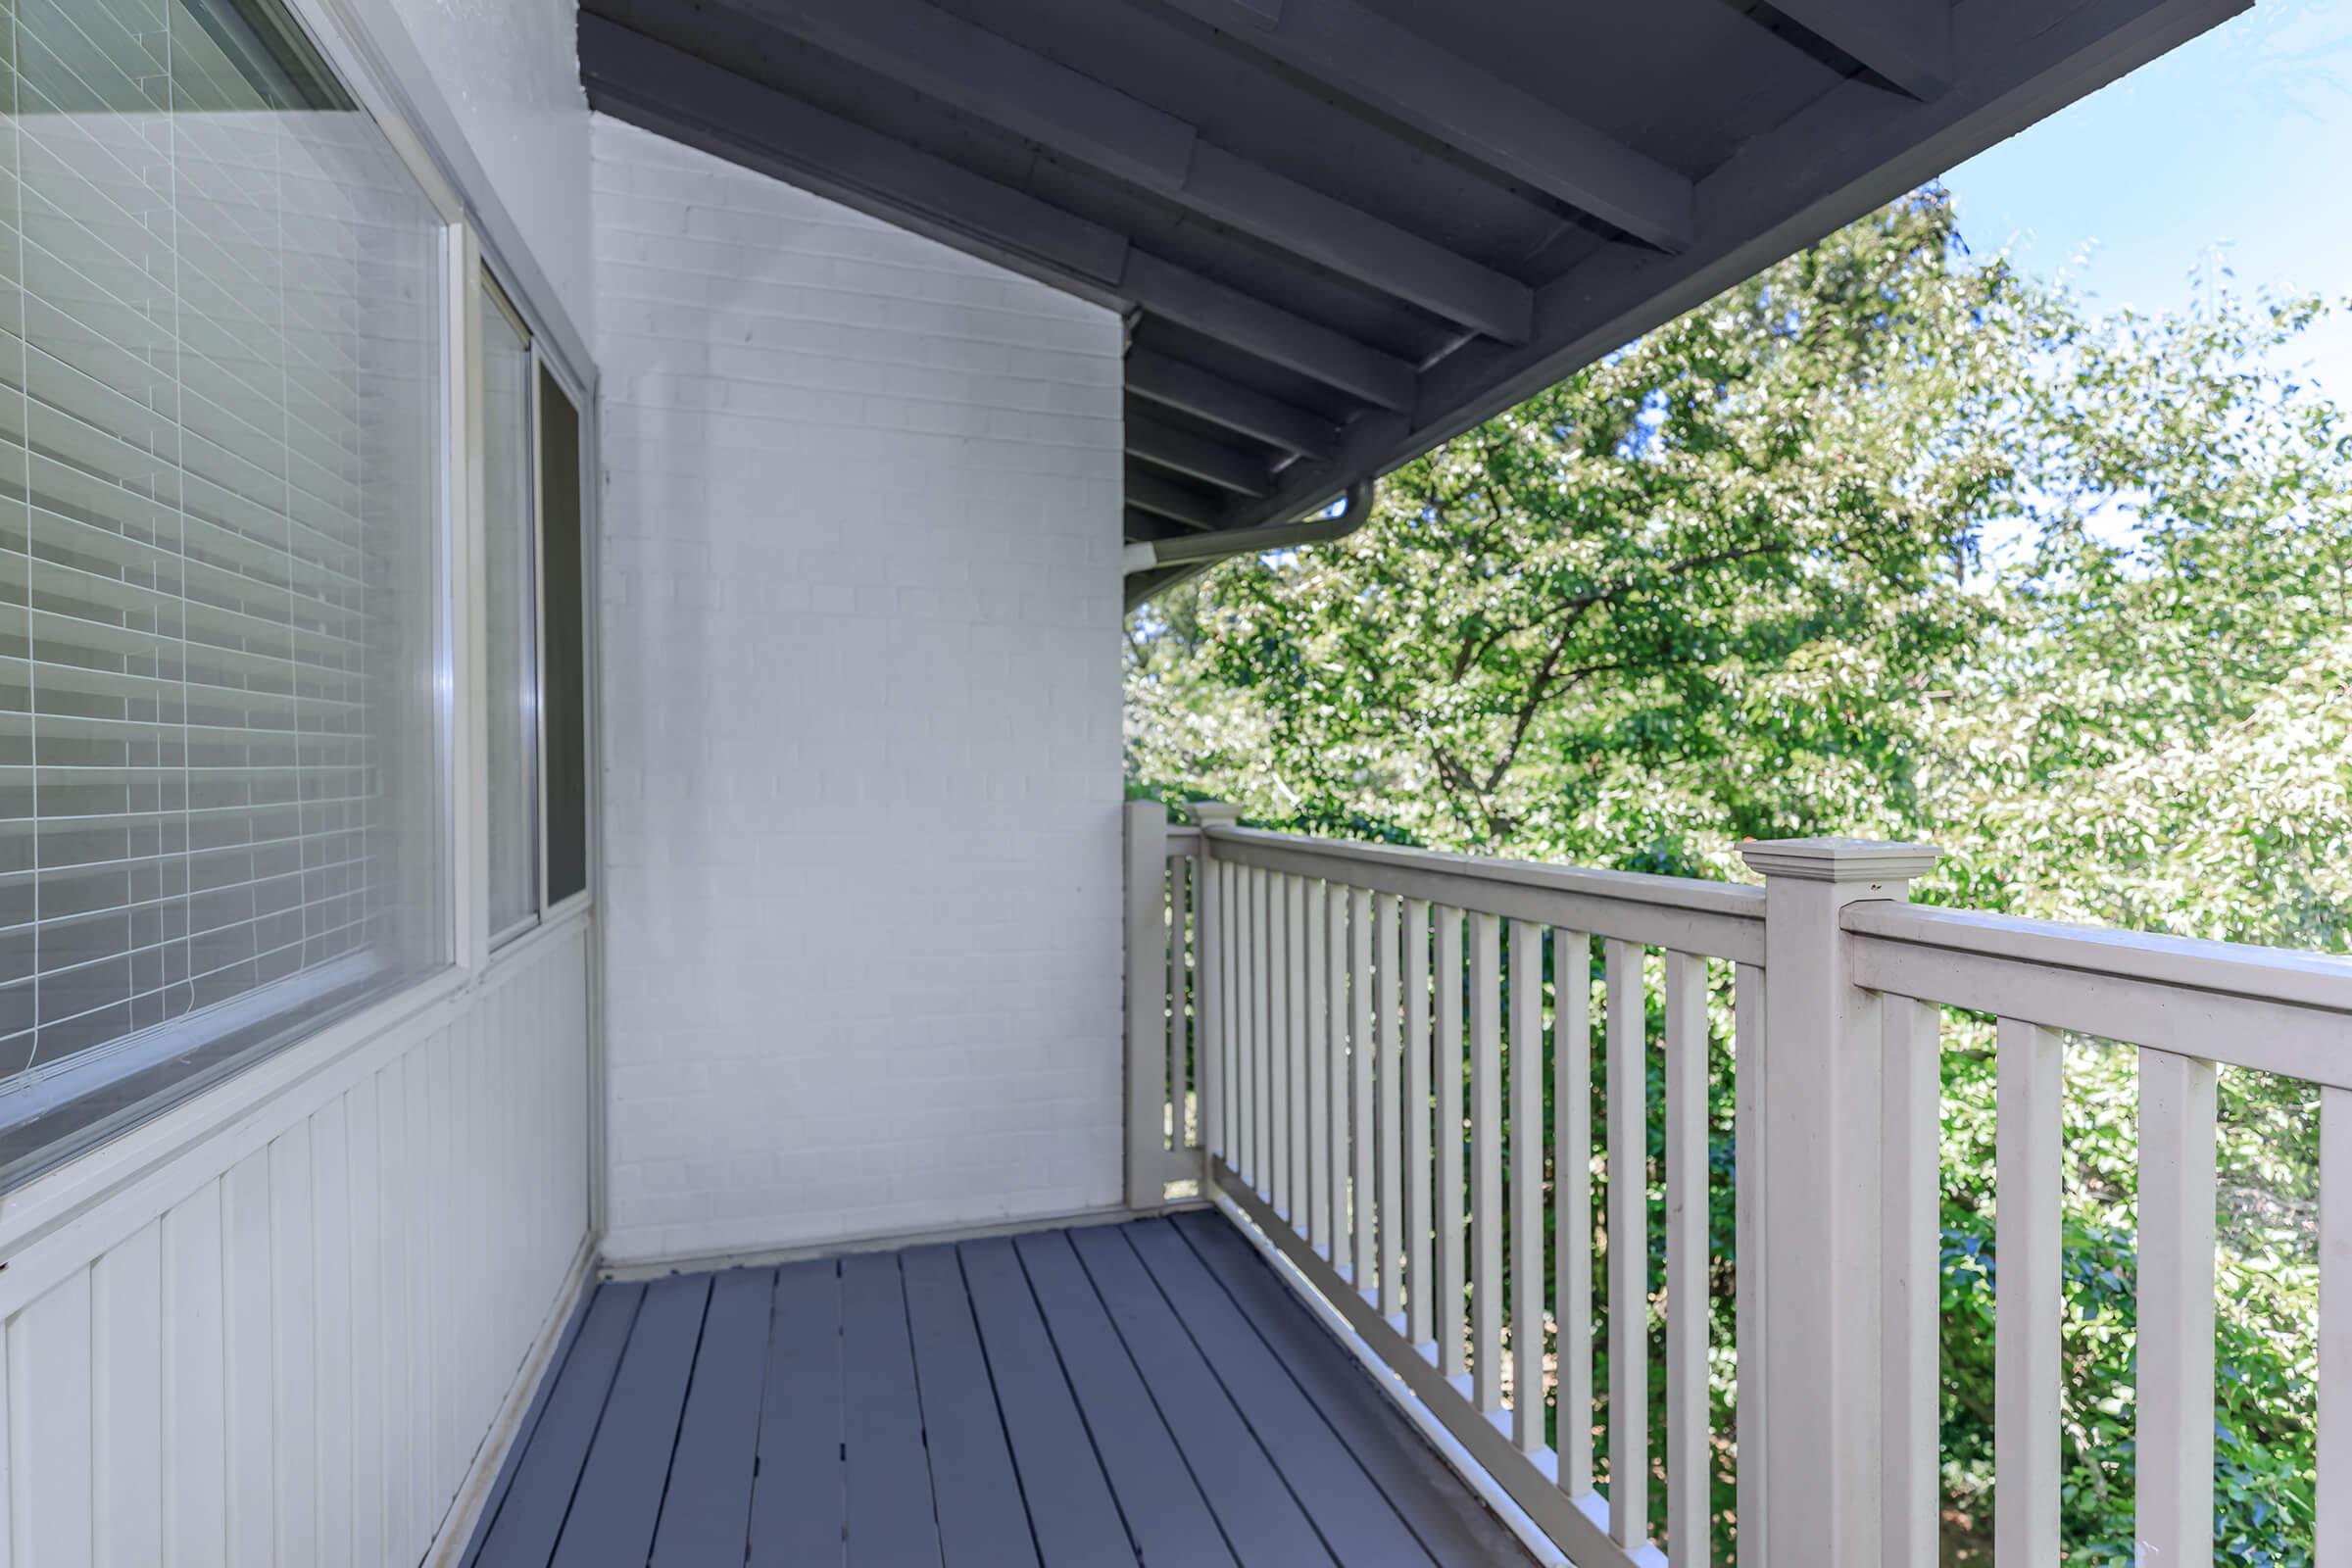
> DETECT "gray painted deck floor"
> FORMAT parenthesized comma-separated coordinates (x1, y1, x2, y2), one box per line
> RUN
(464, 1210, 1535, 1566)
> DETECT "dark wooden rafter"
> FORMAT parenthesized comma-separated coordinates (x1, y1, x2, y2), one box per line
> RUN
(1767, 0, 1954, 98)
(1126, 350, 1340, 461)
(701, 0, 1537, 342)
(1147, 0, 1697, 251)
(577, 15, 1417, 413)
(1125, 469, 1228, 530)
(579, 0, 2248, 556)
(1126, 412, 1276, 496)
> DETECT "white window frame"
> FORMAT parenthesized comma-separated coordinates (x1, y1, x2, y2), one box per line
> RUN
(0, 0, 604, 1232)
(478, 261, 597, 957)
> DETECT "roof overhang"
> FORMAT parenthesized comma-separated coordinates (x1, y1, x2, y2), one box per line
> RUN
(578, 0, 2247, 599)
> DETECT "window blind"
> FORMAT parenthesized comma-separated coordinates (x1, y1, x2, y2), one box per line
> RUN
(0, 0, 447, 1179)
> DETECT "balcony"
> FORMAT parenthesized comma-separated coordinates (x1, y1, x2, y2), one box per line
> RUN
(0, 0, 2296, 1565)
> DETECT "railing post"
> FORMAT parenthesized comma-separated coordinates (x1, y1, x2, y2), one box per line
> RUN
(1188, 804, 1244, 1188)
(1125, 799, 1170, 1209)
(1738, 837, 1940, 1568)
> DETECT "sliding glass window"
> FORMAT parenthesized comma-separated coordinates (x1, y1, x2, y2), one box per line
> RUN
(481, 280, 536, 940)
(479, 275, 587, 942)
(0, 0, 449, 1183)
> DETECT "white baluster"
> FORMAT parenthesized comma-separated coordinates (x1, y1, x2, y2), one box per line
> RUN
(1472, 910, 1504, 1415)
(1511, 920, 1545, 1454)
(1438, 906, 1468, 1382)
(1379, 893, 1405, 1318)
(1306, 878, 1332, 1255)
(1289, 875, 1310, 1225)
(1663, 951, 1706, 1562)
(1557, 930, 1594, 1497)
(1352, 887, 1377, 1289)
(2136, 1047, 2216, 1568)
(1406, 900, 1435, 1348)
(1606, 936, 1648, 1547)
(1994, 1016, 2060, 1566)
(1882, 995, 1941, 1568)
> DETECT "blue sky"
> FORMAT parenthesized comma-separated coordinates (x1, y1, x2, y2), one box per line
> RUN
(1942, 0, 2352, 390)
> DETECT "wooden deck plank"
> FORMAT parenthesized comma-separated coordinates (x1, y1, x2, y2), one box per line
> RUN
(901, 1245, 1040, 1568)
(747, 1260, 847, 1567)
(841, 1252, 945, 1567)
(474, 1215, 1530, 1568)
(1015, 1229, 1238, 1567)
(956, 1236, 1135, 1566)
(1067, 1225, 1336, 1568)
(459, 1287, 593, 1568)
(1171, 1210, 1534, 1565)
(650, 1267, 775, 1566)
(552, 1273, 712, 1567)
(1125, 1218, 1436, 1566)
(473, 1281, 645, 1566)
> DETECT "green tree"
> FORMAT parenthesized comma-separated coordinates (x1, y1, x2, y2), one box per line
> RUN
(1128, 189, 2352, 1562)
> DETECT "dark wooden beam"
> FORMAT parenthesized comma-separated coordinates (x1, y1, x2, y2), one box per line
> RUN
(1127, 414, 1276, 496)
(1149, 0, 1695, 252)
(1125, 469, 1228, 529)
(578, 15, 1415, 411)
(708, 0, 1534, 342)
(1767, 0, 1953, 98)
(1125, 350, 1340, 460)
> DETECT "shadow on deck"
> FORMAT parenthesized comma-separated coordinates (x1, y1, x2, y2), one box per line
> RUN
(463, 1209, 1535, 1565)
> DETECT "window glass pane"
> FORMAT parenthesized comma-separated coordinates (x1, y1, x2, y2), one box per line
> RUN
(481, 284, 535, 936)
(538, 367, 585, 905)
(0, 0, 448, 1184)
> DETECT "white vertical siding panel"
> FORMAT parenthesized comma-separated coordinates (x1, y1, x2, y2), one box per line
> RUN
(1555, 932, 1594, 1498)
(10, 1269, 93, 1567)
(0, 926, 593, 1568)
(425, 1025, 456, 1507)
(405, 1031, 437, 1552)
(221, 1150, 275, 1567)
(92, 1221, 165, 1568)
(1993, 1017, 2061, 1567)
(270, 1124, 318, 1567)
(162, 1181, 228, 1568)
(313, 1099, 356, 1568)
(346, 1078, 385, 1568)
(375, 1055, 413, 1568)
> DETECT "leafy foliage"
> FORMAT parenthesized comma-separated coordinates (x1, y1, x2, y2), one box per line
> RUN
(1127, 190, 2352, 1561)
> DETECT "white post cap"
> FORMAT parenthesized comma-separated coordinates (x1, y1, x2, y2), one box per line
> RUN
(1739, 837, 1942, 884)
(1187, 801, 1247, 827)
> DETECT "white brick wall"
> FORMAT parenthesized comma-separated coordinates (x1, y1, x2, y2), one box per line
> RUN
(589, 118, 1128, 1265)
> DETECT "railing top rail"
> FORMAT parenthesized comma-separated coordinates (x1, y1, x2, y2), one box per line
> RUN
(1200, 823, 1766, 964)
(1847, 900, 2352, 1085)
(1846, 900, 2352, 1015)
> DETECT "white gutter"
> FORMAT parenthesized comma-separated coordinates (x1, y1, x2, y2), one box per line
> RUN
(1123, 477, 1377, 578)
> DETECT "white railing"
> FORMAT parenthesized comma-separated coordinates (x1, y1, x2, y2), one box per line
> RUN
(1124, 806, 2352, 1566)
(1844, 899, 2352, 1568)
